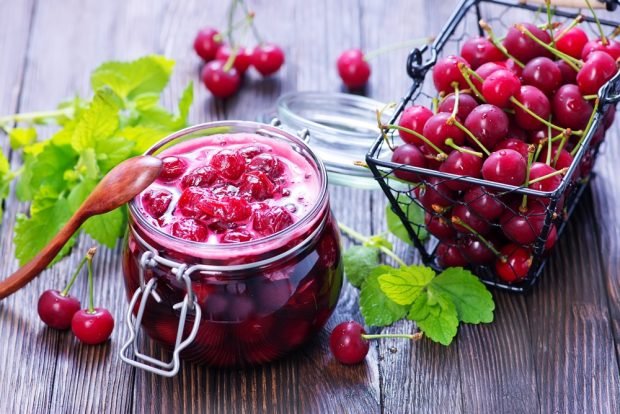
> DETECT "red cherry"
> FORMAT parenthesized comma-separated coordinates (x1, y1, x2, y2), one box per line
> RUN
(500, 202, 546, 245)
(201, 60, 241, 98)
(452, 204, 491, 236)
(437, 243, 468, 267)
(193, 27, 223, 61)
(159, 156, 188, 182)
(336, 49, 371, 89)
(210, 149, 246, 180)
(71, 308, 115, 345)
(141, 189, 173, 219)
(576, 51, 617, 95)
(555, 27, 588, 59)
(432, 55, 470, 93)
(170, 218, 209, 242)
(522, 57, 562, 96)
(252, 205, 294, 236)
(494, 138, 530, 159)
(482, 149, 527, 186)
(464, 104, 509, 150)
(512, 86, 551, 131)
(252, 44, 285, 76)
(482, 69, 521, 108)
(495, 244, 532, 283)
(474, 61, 505, 91)
(238, 171, 277, 200)
(422, 112, 466, 153)
(528, 162, 562, 193)
(38, 290, 81, 330)
(459, 235, 497, 265)
(437, 93, 478, 121)
(391, 144, 427, 183)
(329, 321, 369, 365)
(248, 153, 285, 179)
(552, 84, 593, 131)
(503, 23, 552, 63)
(180, 166, 218, 189)
(581, 38, 620, 60)
(398, 105, 433, 145)
(414, 177, 456, 211)
(539, 145, 573, 170)
(439, 149, 483, 191)
(556, 60, 577, 84)
(463, 186, 505, 220)
(460, 36, 504, 69)
(425, 212, 456, 241)
(215, 45, 253, 74)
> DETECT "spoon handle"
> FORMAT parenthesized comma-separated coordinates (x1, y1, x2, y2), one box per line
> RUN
(0, 212, 86, 300)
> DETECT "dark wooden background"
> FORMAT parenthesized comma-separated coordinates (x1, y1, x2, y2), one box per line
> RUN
(0, 0, 618, 413)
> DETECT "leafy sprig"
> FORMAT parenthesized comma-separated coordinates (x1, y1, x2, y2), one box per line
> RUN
(340, 213, 494, 346)
(0, 55, 194, 265)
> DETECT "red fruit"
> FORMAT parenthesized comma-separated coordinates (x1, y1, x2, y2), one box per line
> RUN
(336, 49, 370, 89)
(171, 217, 208, 242)
(432, 55, 470, 93)
(210, 149, 246, 180)
(555, 27, 588, 59)
(528, 162, 562, 193)
(180, 166, 218, 189)
(71, 308, 115, 345)
(577, 51, 617, 95)
(500, 203, 546, 245)
(460, 37, 504, 69)
(222, 230, 252, 243)
(391, 144, 427, 183)
(495, 244, 532, 283)
(437, 243, 468, 267)
(545, 225, 558, 251)
(215, 45, 253, 74)
(482, 149, 527, 186)
(142, 189, 173, 219)
(512, 86, 551, 131)
(201, 60, 241, 98)
(522, 57, 562, 95)
(482, 69, 521, 108)
(238, 171, 277, 200)
(452, 204, 491, 235)
(252, 205, 294, 236)
(252, 44, 285, 76)
(422, 112, 466, 153)
(193, 27, 223, 61)
(398, 105, 433, 145)
(159, 156, 188, 182)
(38, 290, 81, 330)
(582, 38, 620, 60)
(439, 149, 483, 191)
(503, 23, 552, 63)
(329, 321, 369, 365)
(425, 213, 456, 241)
(437, 93, 478, 121)
(494, 138, 530, 159)
(474, 61, 505, 90)
(552, 84, 593, 131)
(177, 187, 209, 217)
(199, 195, 252, 222)
(539, 145, 574, 171)
(248, 153, 284, 179)
(556, 60, 577, 84)
(463, 186, 505, 220)
(464, 104, 509, 150)
(459, 235, 496, 265)
(414, 178, 455, 211)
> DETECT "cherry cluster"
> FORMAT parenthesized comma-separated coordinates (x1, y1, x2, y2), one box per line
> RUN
(387, 17, 619, 284)
(37, 248, 114, 345)
(193, 9, 285, 99)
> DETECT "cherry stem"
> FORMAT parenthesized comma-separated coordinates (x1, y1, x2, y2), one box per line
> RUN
(451, 216, 505, 259)
(570, 98, 600, 157)
(444, 138, 483, 157)
(383, 123, 447, 159)
(516, 24, 582, 71)
(239, 0, 264, 44)
(508, 97, 568, 134)
(223, 46, 238, 72)
(448, 117, 491, 156)
(214, 11, 254, 43)
(585, 0, 608, 46)
(554, 130, 571, 166)
(583, 94, 598, 100)
(60, 255, 89, 297)
(611, 26, 620, 39)
(86, 247, 97, 314)
(457, 63, 486, 102)
(545, 122, 553, 166)
(554, 15, 585, 42)
(527, 167, 568, 185)
(521, 145, 536, 210)
(479, 19, 525, 68)
(376, 106, 397, 152)
(545, 0, 555, 48)
(450, 83, 460, 120)
(0, 107, 73, 127)
(338, 222, 407, 267)
(364, 37, 434, 61)
(361, 332, 423, 341)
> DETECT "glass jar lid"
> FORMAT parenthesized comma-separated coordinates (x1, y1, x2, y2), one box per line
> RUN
(271, 91, 392, 189)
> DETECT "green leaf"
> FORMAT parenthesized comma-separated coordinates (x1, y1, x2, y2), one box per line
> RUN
(72, 88, 121, 151)
(378, 265, 435, 305)
(365, 234, 393, 250)
(83, 207, 126, 248)
(95, 136, 135, 174)
(14, 188, 77, 265)
(8, 127, 37, 150)
(0, 150, 15, 223)
(343, 245, 380, 288)
(430, 267, 495, 324)
(120, 126, 171, 155)
(408, 289, 459, 345)
(26, 143, 79, 196)
(90, 55, 174, 101)
(359, 266, 408, 327)
(67, 178, 97, 211)
(176, 81, 194, 124)
(76, 149, 100, 180)
(386, 194, 427, 245)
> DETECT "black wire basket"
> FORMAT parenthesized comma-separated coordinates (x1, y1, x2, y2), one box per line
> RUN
(366, 0, 620, 292)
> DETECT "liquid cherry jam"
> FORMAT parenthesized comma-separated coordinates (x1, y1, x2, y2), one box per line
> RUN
(122, 122, 343, 367)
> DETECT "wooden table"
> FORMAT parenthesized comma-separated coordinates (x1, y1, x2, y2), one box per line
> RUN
(0, 0, 618, 412)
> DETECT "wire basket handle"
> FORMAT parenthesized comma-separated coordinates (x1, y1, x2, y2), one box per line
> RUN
(523, 0, 618, 10)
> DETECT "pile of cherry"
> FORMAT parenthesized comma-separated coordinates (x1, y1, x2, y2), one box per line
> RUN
(388, 18, 619, 284)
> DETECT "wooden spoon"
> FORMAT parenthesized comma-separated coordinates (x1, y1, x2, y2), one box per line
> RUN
(0, 155, 162, 300)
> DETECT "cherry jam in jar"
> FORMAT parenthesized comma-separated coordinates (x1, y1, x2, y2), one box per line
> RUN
(121, 121, 343, 370)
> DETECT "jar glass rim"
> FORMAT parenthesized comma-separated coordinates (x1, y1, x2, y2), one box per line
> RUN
(128, 120, 329, 253)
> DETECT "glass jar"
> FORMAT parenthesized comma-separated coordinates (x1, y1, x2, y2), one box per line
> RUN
(119, 121, 343, 376)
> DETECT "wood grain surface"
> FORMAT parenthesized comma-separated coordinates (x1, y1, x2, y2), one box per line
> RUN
(0, 0, 618, 413)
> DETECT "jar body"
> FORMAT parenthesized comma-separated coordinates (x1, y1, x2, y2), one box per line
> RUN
(122, 202, 342, 367)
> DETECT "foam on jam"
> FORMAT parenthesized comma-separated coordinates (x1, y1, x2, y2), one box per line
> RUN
(137, 133, 321, 244)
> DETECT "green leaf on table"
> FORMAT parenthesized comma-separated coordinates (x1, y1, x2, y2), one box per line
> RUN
(120, 126, 171, 155)
(95, 136, 135, 174)
(90, 55, 174, 101)
(14, 188, 77, 265)
(83, 207, 126, 248)
(0, 150, 15, 223)
(343, 245, 380, 288)
(176, 81, 194, 124)
(386, 194, 427, 245)
(24, 143, 79, 197)
(72, 88, 121, 151)
(407, 289, 459, 345)
(359, 266, 408, 327)
(67, 178, 97, 211)
(429, 267, 494, 324)
(8, 127, 37, 150)
(378, 265, 435, 305)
